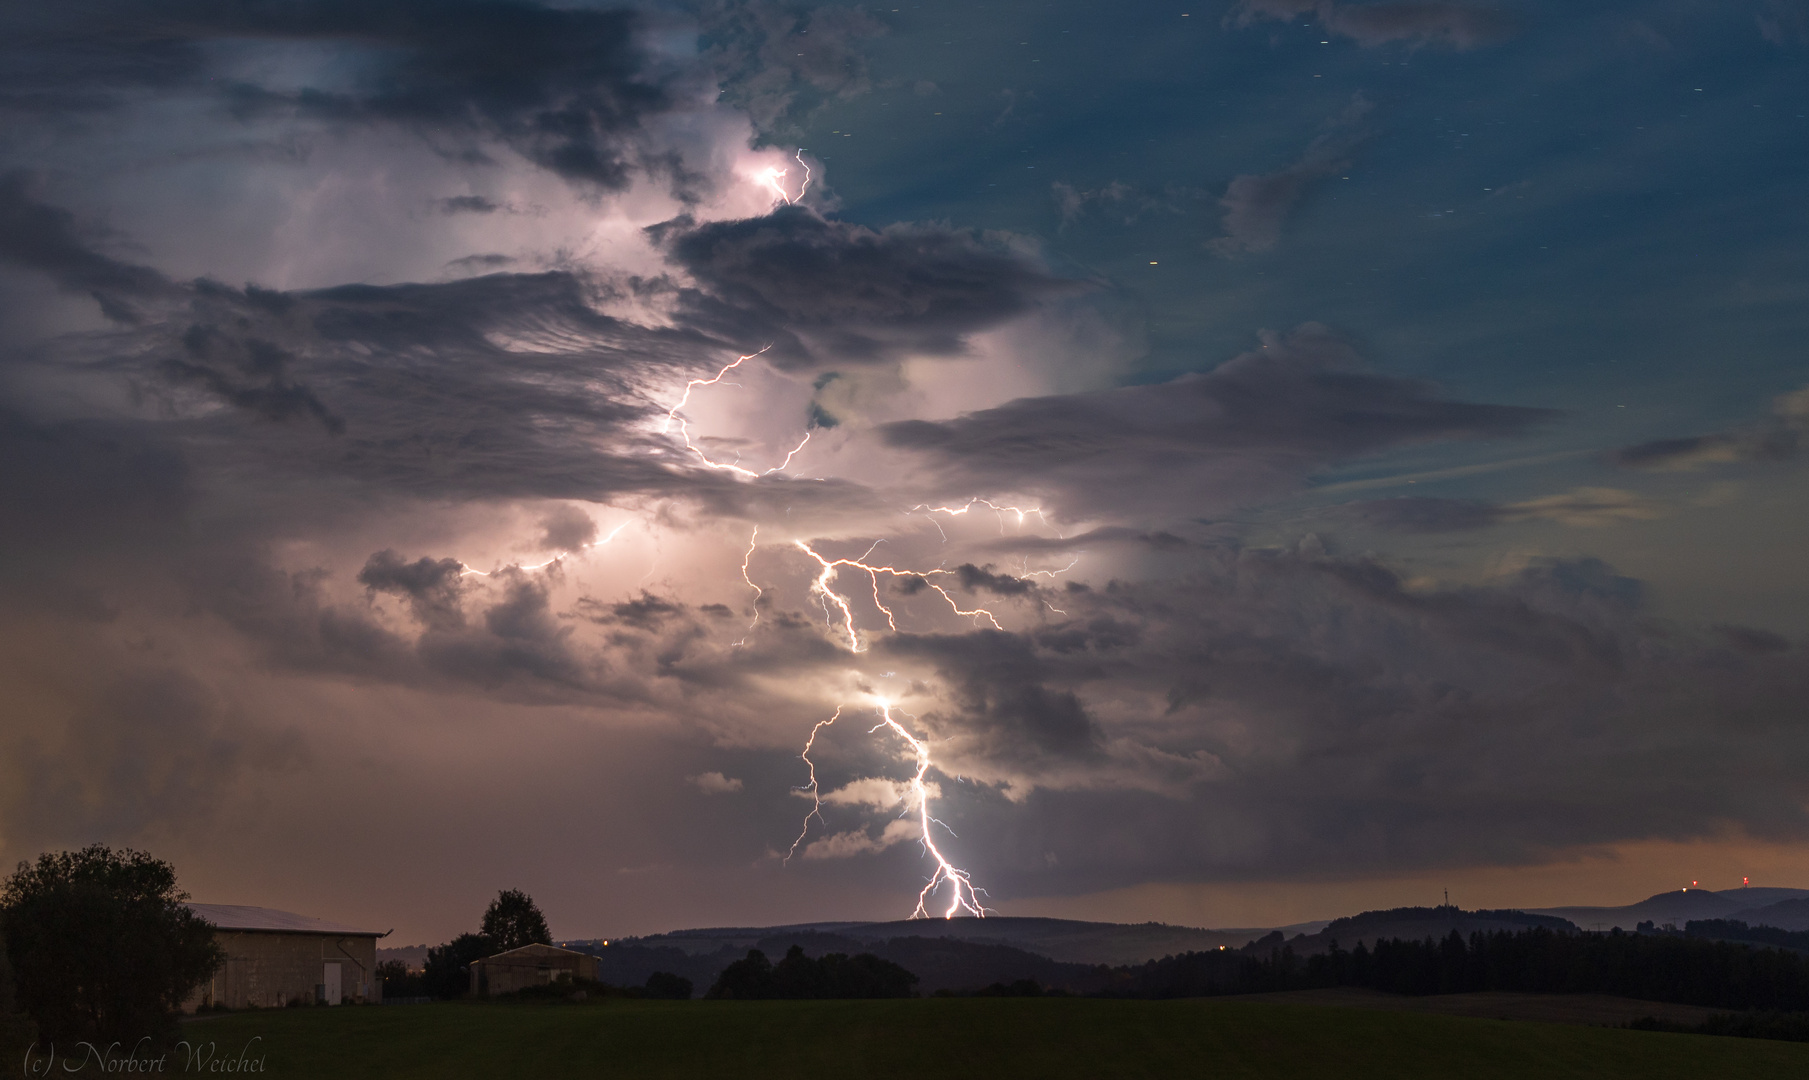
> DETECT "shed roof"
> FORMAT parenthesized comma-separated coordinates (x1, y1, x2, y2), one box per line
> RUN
(186, 903, 385, 937)
(477, 943, 595, 964)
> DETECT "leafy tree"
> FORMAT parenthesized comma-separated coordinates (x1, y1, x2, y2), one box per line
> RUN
(643, 971, 692, 1000)
(422, 933, 493, 1000)
(480, 889, 551, 952)
(706, 949, 774, 999)
(0, 846, 222, 1047)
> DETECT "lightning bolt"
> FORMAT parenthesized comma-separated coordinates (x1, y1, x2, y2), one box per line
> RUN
(662, 347, 812, 478)
(792, 538, 1004, 653)
(915, 498, 1054, 536)
(789, 700, 987, 919)
(458, 521, 629, 577)
(731, 526, 763, 647)
(786, 704, 842, 862)
(758, 150, 813, 207)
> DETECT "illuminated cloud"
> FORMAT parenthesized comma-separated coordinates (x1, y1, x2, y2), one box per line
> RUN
(690, 771, 745, 794)
(881, 324, 1556, 518)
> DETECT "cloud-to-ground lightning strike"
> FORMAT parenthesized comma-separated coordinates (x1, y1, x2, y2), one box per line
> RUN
(790, 700, 987, 919)
(458, 521, 629, 577)
(662, 348, 811, 478)
(758, 150, 813, 206)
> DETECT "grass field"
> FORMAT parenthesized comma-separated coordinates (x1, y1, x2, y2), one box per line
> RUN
(160, 998, 1809, 1079)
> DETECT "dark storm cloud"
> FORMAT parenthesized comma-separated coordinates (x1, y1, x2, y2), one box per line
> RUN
(439, 196, 500, 215)
(588, 591, 687, 631)
(953, 565, 1035, 596)
(358, 550, 467, 630)
(650, 205, 1082, 369)
(0, 172, 176, 320)
(880, 324, 1557, 517)
(1230, 0, 1515, 50)
(1, 0, 676, 190)
(538, 505, 600, 552)
(0, 184, 809, 507)
(880, 631, 1105, 765)
(206, 554, 607, 700)
(923, 544, 1809, 895)
(699, 0, 887, 133)
(162, 324, 346, 434)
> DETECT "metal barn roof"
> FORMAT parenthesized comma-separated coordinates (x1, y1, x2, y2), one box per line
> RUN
(185, 903, 385, 937)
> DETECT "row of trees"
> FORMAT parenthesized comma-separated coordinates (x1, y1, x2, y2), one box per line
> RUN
(1129, 926, 1809, 1011)
(706, 945, 918, 999)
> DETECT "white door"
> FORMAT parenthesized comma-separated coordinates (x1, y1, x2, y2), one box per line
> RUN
(323, 962, 342, 1005)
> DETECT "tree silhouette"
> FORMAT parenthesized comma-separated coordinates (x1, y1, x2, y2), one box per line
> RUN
(480, 889, 551, 952)
(0, 846, 222, 1047)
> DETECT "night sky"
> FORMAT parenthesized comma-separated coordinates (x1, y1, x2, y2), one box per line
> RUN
(3, 0, 1808, 943)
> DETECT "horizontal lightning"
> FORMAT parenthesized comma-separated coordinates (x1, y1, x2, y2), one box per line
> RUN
(793, 538, 1004, 653)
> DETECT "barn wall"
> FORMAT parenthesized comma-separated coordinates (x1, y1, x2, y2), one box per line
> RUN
(184, 932, 380, 1011)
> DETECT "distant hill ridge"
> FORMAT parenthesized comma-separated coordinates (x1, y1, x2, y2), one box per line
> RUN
(375, 888, 1809, 997)
(1531, 887, 1809, 931)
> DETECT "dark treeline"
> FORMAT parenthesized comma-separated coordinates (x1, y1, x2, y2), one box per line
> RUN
(1685, 919, 1809, 953)
(706, 946, 917, 999)
(1127, 927, 1809, 1011)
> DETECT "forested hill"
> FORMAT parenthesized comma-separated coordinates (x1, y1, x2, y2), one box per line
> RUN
(1126, 927, 1809, 1010)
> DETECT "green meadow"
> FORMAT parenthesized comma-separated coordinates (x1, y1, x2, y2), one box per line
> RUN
(171, 998, 1809, 1079)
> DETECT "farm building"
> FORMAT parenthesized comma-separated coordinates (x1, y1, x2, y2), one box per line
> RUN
(470, 943, 598, 995)
(182, 903, 388, 1010)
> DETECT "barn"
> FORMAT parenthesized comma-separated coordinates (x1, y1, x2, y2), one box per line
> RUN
(469, 943, 599, 995)
(182, 903, 388, 1010)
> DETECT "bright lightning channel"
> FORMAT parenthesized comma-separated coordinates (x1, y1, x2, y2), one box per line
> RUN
(789, 700, 987, 919)
(916, 498, 1054, 536)
(731, 526, 763, 647)
(758, 150, 813, 207)
(661, 347, 811, 478)
(793, 538, 1004, 653)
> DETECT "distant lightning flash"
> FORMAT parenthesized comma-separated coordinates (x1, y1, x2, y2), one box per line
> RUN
(458, 521, 629, 577)
(789, 700, 987, 919)
(662, 347, 811, 478)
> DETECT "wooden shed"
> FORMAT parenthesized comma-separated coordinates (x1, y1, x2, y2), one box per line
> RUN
(182, 903, 388, 1010)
